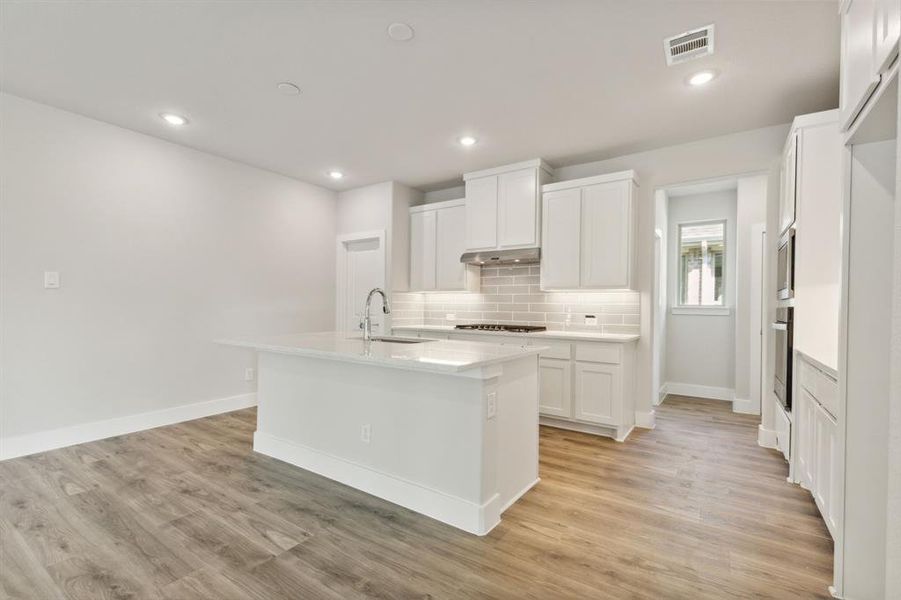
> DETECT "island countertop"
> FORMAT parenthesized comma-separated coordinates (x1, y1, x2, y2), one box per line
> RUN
(218, 331, 543, 375)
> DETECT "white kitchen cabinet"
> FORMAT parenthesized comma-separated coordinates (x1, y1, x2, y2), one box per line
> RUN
(581, 181, 632, 289)
(540, 170, 638, 291)
(814, 401, 839, 537)
(498, 168, 540, 248)
(464, 176, 498, 251)
(436, 204, 471, 290)
(794, 353, 842, 542)
(875, 0, 900, 72)
(540, 188, 582, 289)
(839, 0, 896, 131)
(409, 200, 479, 292)
(779, 132, 798, 235)
(463, 159, 554, 252)
(791, 111, 843, 371)
(410, 209, 437, 291)
(797, 387, 817, 488)
(574, 362, 621, 426)
(394, 327, 638, 441)
(538, 358, 572, 418)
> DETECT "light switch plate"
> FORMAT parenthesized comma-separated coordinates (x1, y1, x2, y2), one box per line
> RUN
(43, 271, 60, 289)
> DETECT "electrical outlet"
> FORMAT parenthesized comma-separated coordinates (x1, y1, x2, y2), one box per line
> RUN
(44, 271, 60, 289)
(486, 392, 497, 420)
(584, 314, 598, 327)
(244, 368, 255, 381)
(360, 424, 371, 444)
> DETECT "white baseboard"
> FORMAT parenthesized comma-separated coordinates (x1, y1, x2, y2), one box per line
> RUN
(732, 397, 760, 415)
(664, 382, 735, 402)
(254, 431, 498, 536)
(0, 393, 257, 461)
(758, 425, 778, 449)
(540, 416, 619, 440)
(635, 409, 656, 430)
(656, 384, 668, 405)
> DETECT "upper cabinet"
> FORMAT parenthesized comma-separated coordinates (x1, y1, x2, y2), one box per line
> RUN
(779, 131, 798, 235)
(463, 159, 554, 251)
(840, 0, 899, 131)
(540, 171, 638, 291)
(409, 200, 479, 292)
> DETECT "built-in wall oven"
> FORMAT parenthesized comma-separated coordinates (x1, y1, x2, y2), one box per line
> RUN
(773, 306, 794, 411)
(777, 228, 796, 300)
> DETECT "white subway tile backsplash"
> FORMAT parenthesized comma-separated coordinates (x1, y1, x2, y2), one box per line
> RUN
(391, 266, 640, 334)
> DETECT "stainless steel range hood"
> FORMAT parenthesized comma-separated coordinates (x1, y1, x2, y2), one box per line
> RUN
(460, 248, 540, 266)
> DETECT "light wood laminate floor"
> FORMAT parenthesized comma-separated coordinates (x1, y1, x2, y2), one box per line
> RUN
(0, 395, 833, 599)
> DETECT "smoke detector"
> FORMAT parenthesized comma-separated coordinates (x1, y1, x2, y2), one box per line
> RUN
(664, 24, 715, 66)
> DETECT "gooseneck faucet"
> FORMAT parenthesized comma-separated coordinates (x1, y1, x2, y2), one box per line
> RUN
(360, 288, 391, 341)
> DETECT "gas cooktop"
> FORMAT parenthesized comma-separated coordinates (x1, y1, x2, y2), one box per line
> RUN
(454, 324, 547, 333)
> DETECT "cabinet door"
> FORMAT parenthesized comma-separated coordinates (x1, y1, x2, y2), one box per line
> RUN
(436, 205, 467, 290)
(409, 210, 437, 291)
(540, 188, 582, 290)
(779, 134, 798, 235)
(875, 0, 900, 74)
(840, 0, 881, 130)
(464, 176, 498, 251)
(814, 402, 839, 536)
(797, 388, 817, 488)
(539, 358, 572, 418)
(497, 168, 539, 248)
(580, 181, 631, 289)
(573, 362, 622, 426)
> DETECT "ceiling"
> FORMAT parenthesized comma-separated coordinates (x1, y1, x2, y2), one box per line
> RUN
(0, 1, 840, 191)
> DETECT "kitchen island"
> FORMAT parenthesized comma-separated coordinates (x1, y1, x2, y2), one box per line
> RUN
(219, 332, 542, 535)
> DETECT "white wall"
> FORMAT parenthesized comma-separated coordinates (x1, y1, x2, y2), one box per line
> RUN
(552, 123, 789, 416)
(0, 93, 337, 448)
(665, 190, 738, 394)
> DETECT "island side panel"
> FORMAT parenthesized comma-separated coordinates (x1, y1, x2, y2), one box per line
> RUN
(492, 355, 540, 518)
(253, 351, 493, 533)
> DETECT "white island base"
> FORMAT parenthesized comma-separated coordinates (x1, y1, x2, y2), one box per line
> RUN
(225, 333, 541, 535)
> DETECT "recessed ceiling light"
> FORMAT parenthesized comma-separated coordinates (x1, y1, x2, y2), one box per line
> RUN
(387, 22, 415, 42)
(328, 170, 344, 180)
(160, 113, 188, 126)
(276, 82, 301, 96)
(688, 71, 716, 86)
(459, 135, 477, 147)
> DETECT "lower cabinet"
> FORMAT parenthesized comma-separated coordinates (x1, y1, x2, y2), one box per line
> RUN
(538, 358, 572, 418)
(393, 327, 637, 441)
(813, 401, 840, 537)
(573, 362, 621, 426)
(794, 354, 841, 540)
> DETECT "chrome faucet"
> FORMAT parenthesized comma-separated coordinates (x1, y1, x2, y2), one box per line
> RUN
(360, 288, 391, 341)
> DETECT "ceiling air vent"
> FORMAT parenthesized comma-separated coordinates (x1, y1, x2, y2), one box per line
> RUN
(664, 24, 715, 66)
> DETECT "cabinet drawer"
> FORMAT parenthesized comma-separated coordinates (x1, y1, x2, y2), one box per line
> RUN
(575, 343, 622, 365)
(528, 340, 572, 360)
(799, 359, 838, 418)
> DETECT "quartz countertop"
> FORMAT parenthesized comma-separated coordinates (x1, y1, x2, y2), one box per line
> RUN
(218, 331, 543, 375)
(392, 325, 640, 343)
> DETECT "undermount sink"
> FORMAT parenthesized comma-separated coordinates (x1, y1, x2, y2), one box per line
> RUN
(354, 336, 434, 344)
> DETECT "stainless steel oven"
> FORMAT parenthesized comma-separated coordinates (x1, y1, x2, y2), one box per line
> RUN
(777, 228, 795, 300)
(773, 306, 794, 411)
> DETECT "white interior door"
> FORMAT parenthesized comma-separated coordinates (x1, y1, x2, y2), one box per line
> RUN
(337, 231, 386, 334)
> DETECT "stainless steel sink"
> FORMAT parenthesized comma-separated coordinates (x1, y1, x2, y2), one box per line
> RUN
(353, 336, 434, 344)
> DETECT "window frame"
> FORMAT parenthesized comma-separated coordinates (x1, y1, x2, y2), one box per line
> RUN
(675, 218, 728, 311)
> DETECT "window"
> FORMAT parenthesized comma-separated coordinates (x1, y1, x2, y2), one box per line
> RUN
(678, 220, 725, 306)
